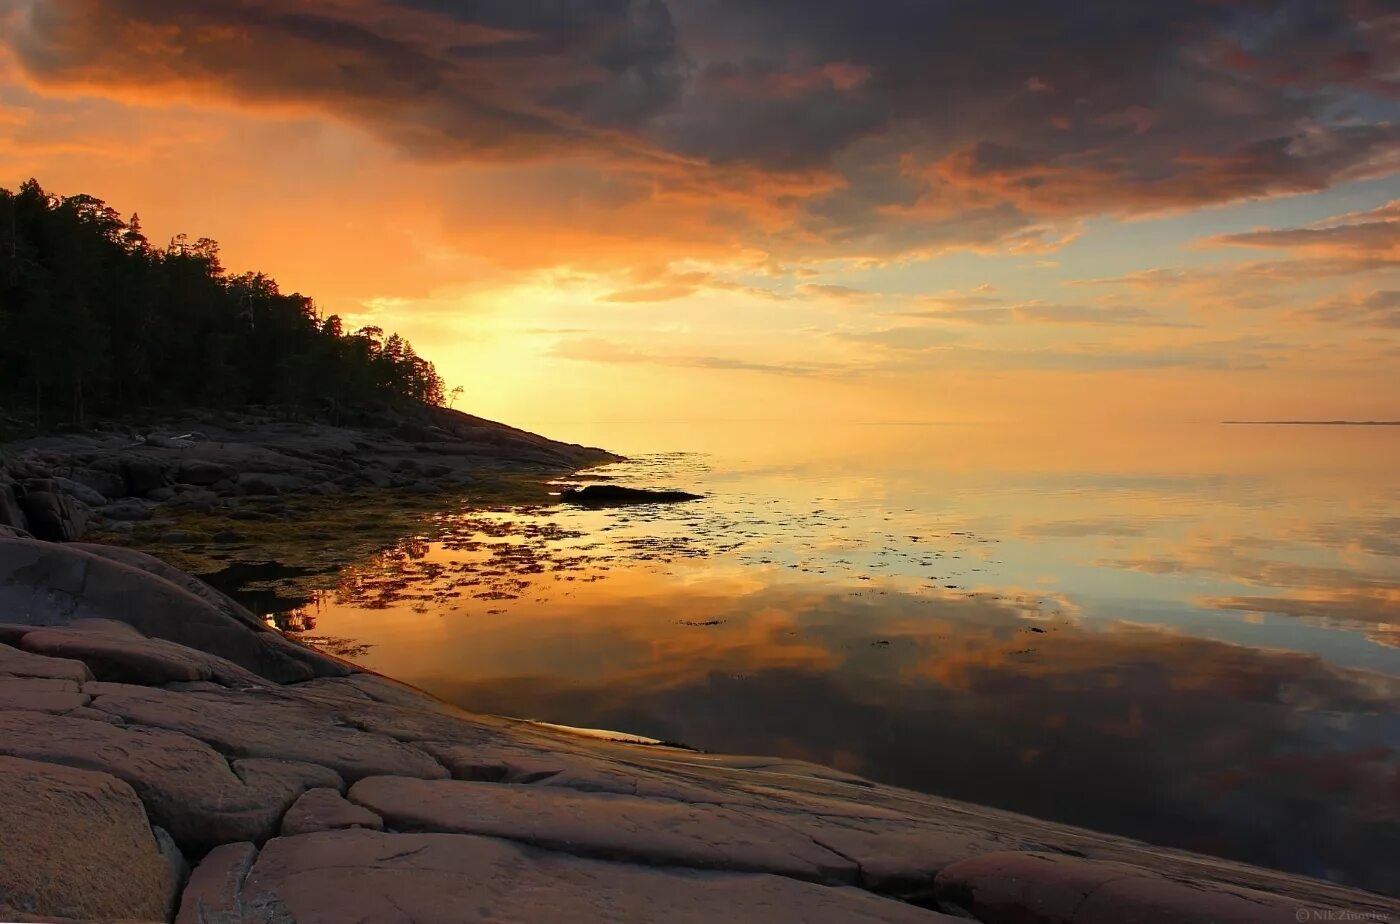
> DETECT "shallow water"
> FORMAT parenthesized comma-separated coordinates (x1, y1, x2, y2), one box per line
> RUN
(235, 421, 1400, 893)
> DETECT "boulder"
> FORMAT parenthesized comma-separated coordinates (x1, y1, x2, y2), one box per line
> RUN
(49, 475, 108, 507)
(558, 485, 702, 505)
(177, 459, 237, 487)
(0, 756, 179, 922)
(121, 457, 169, 496)
(236, 829, 947, 924)
(280, 788, 384, 836)
(18, 489, 89, 541)
(63, 465, 126, 501)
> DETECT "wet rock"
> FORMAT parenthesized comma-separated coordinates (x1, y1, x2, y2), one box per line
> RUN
(0, 756, 179, 922)
(239, 829, 946, 924)
(559, 484, 702, 505)
(281, 787, 384, 836)
(347, 776, 856, 883)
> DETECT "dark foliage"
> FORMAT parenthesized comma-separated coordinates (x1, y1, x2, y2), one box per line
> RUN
(0, 179, 445, 426)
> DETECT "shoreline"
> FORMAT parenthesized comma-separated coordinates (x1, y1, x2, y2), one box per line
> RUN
(0, 404, 619, 546)
(0, 535, 1396, 922)
(2, 411, 1398, 920)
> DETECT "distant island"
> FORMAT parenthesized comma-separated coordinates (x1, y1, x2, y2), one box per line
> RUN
(1222, 420, 1400, 426)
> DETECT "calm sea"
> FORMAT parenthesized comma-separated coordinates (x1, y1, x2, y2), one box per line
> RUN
(242, 421, 1400, 894)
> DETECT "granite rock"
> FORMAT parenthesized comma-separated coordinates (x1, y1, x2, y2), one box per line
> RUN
(0, 756, 178, 922)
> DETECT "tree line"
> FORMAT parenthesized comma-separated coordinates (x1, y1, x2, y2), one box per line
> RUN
(0, 179, 446, 427)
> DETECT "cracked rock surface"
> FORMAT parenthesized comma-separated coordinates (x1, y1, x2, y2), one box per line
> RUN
(0, 536, 1396, 923)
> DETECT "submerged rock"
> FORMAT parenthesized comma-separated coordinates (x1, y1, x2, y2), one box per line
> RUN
(559, 484, 702, 505)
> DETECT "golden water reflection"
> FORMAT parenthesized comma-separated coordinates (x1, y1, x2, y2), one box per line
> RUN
(235, 423, 1399, 893)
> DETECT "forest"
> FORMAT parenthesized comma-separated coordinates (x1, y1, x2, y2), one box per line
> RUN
(0, 179, 446, 426)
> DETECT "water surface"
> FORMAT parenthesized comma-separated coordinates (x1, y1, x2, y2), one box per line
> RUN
(236, 422, 1400, 893)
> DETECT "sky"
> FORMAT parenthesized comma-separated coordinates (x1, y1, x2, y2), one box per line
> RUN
(1, 0, 1398, 437)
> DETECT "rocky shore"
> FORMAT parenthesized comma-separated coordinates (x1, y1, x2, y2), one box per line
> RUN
(0, 535, 1396, 923)
(0, 406, 617, 543)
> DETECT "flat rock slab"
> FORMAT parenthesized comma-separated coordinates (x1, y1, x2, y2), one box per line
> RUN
(0, 676, 89, 713)
(0, 642, 92, 681)
(0, 755, 177, 922)
(281, 788, 384, 837)
(90, 685, 448, 783)
(0, 711, 330, 852)
(20, 627, 265, 686)
(934, 851, 1308, 924)
(235, 829, 951, 924)
(348, 776, 857, 884)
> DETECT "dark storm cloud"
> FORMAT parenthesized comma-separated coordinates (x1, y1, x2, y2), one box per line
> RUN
(6, 0, 1399, 254)
(5, 0, 683, 158)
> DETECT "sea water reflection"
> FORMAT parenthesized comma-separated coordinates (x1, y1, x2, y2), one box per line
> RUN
(240, 422, 1400, 893)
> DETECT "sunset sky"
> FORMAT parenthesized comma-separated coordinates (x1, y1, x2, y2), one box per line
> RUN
(2, 0, 1397, 435)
